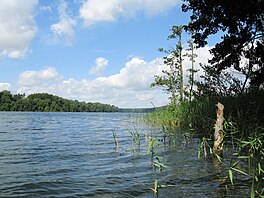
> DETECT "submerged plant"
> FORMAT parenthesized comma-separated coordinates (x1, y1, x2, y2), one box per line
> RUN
(153, 155, 169, 171)
(130, 130, 140, 154)
(197, 137, 210, 159)
(147, 137, 159, 163)
(113, 131, 119, 152)
(225, 125, 264, 197)
(149, 179, 159, 195)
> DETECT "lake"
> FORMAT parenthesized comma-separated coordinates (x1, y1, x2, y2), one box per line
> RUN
(0, 112, 251, 197)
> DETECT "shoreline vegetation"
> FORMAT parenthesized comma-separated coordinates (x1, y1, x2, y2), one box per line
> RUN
(145, 0, 263, 196)
(0, 90, 159, 113)
(144, 91, 264, 196)
(0, 90, 118, 112)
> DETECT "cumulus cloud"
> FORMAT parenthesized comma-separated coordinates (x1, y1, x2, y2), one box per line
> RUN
(0, 83, 12, 91)
(18, 67, 62, 94)
(51, 0, 77, 45)
(182, 45, 213, 83)
(80, 0, 179, 27)
(0, 0, 37, 58)
(16, 58, 168, 108)
(89, 57, 108, 75)
(15, 46, 212, 107)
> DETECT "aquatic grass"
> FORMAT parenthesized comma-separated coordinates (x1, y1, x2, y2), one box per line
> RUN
(147, 137, 159, 165)
(153, 155, 169, 171)
(197, 137, 211, 159)
(112, 131, 119, 152)
(145, 90, 264, 137)
(130, 129, 140, 155)
(145, 135, 168, 196)
(224, 124, 264, 197)
(145, 91, 264, 197)
(149, 179, 159, 195)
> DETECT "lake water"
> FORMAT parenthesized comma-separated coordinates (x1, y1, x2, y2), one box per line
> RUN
(0, 112, 252, 197)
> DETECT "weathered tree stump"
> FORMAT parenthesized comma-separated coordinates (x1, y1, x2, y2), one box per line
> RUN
(213, 102, 224, 155)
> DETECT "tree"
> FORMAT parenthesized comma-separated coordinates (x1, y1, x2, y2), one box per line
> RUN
(182, 0, 264, 89)
(0, 90, 118, 112)
(196, 64, 246, 97)
(184, 39, 198, 101)
(151, 25, 184, 104)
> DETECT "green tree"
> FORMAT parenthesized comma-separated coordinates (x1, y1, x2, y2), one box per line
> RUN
(182, 0, 264, 89)
(184, 39, 198, 101)
(0, 91, 118, 112)
(196, 64, 245, 97)
(0, 90, 12, 111)
(152, 25, 184, 104)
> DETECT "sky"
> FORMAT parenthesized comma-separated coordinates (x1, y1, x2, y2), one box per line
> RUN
(0, 0, 215, 108)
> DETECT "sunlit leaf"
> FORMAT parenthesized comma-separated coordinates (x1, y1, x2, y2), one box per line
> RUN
(229, 169, 233, 185)
(250, 178, 255, 198)
(154, 179, 158, 193)
(238, 156, 250, 159)
(231, 167, 249, 176)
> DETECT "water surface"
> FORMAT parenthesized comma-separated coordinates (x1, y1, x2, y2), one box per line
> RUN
(0, 112, 251, 197)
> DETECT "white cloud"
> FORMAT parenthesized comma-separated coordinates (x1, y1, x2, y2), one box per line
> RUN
(14, 46, 212, 107)
(182, 45, 213, 83)
(0, 83, 12, 91)
(80, 0, 179, 27)
(0, 0, 37, 58)
(51, 0, 76, 45)
(16, 58, 169, 108)
(18, 67, 62, 91)
(14, 45, 213, 108)
(89, 57, 108, 75)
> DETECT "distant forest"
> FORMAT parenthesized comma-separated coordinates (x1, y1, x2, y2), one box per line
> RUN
(0, 90, 118, 112)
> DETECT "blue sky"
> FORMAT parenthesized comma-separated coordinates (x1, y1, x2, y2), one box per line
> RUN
(0, 0, 213, 108)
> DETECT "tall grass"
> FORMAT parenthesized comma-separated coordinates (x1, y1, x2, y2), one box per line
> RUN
(145, 90, 264, 136)
(145, 90, 264, 197)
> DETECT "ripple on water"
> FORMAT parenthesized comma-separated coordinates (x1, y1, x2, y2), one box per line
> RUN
(0, 112, 254, 197)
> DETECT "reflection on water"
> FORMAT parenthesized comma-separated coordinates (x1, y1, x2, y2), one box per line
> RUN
(0, 112, 251, 197)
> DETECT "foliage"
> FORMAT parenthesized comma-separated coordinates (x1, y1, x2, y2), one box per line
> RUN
(146, 91, 264, 196)
(0, 90, 118, 112)
(130, 130, 140, 154)
(182, 0, 264, 88)
(146, 90, 264, 136)
(151, 25, 184, 104)
(195, 64, 248, 97)
(184, 39, 198, 101)
(224, 122, 264, 197)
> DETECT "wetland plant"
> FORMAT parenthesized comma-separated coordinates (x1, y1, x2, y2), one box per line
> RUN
(112, 131, 119, 152)
(130, 130, 140, 154)
(149, 179, 159, 195)
(147, 137, 158, 164)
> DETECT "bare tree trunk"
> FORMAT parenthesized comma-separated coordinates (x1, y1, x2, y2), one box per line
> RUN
(213, 102, 224, 155)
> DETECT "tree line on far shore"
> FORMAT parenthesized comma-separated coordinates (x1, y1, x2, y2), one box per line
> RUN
(0, 90, 118, 112)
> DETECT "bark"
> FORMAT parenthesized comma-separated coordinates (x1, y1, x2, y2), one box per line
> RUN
(213, 102, 224, 155)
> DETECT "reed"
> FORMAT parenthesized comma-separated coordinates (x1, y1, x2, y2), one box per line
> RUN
(145, 90, 264, 136)
(145, 90, 264, 197)
(149, 179, 159, 195)
(112, 131, 119, 152)
(130, 129, 140, 154)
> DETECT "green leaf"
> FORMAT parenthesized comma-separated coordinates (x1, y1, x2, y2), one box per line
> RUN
(231, 167, 249, 176)
(238, 156, 250, 159)
(250, 178, 255, 198)
(154, 179, 158, 193)
(154, 161, 169, 169)
(214, 152, 222, 162)
(229, 169, 234, 185)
